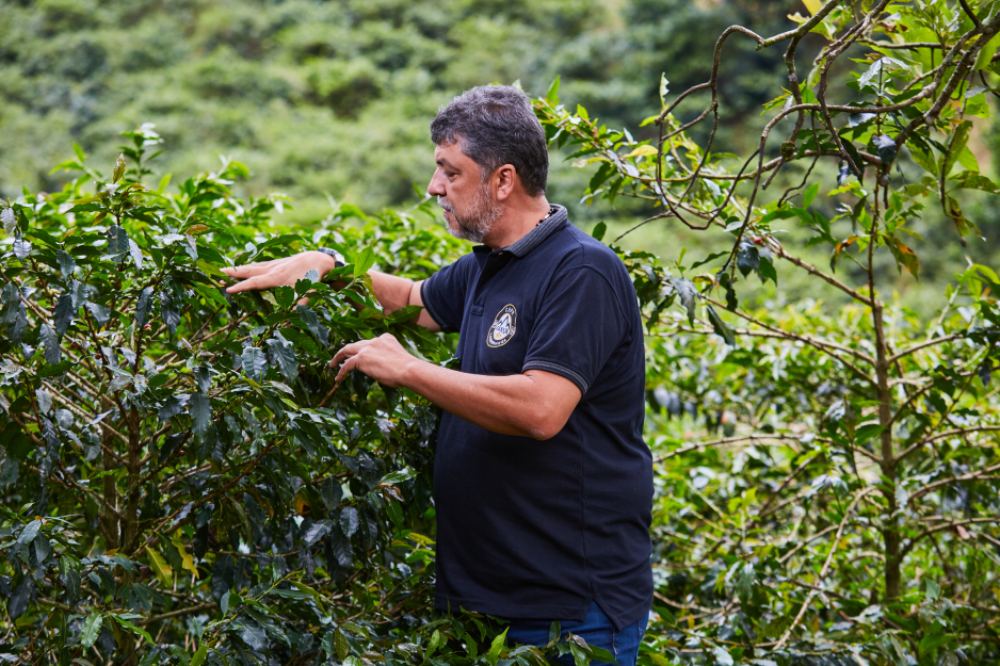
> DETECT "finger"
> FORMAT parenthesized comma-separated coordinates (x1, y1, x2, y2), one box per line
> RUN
(329, 340, 365, 367)
(335, 355, 359, 384)
(225, 275, 271, 294)
(221, 261, 274, 278)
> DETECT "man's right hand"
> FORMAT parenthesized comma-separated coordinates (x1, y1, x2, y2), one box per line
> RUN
(221, 251, 337, 294)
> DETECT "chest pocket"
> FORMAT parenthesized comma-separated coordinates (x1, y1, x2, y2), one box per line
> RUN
(478, 301, 531, 375)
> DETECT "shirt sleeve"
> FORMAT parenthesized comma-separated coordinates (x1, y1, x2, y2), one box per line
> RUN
(419, 254, 475, 333)
(522, 265, 631, 394)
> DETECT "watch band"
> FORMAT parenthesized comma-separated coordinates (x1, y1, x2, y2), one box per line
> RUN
(318, 248, 346, 267)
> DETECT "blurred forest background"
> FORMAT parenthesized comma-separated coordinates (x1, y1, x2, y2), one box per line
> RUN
(3, 0, 996, 309)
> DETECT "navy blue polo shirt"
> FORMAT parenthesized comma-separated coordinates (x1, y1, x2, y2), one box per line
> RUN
(420, 205, 653, 630)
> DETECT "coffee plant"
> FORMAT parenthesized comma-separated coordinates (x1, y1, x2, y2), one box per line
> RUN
(535, 0, 1000, 663)
(0, 127, 604, 665)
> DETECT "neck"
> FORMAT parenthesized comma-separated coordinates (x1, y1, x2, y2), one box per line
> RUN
(482, 197, 552, 249)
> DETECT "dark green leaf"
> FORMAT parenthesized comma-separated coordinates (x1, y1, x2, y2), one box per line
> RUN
(297, 306, 329, 345)
(108, 225, 129, 261)
(705, 304, 736, 346)
(85, 301, 110, 326)
(848, 112, 876, 127)
(17, 520, 41, 547)
(128, 239, 143, 270)
(591, 221, 607, 241)
(40, 324, 60, 364)
(135, 287, 153, 329)
(943, 121, 972, 178)
(673, 278, 697, 324)
(13, 238, 31, 259)
(339, 507, 359, 538)
(238, 623, 269, 651)
(242, 344, 268, 380)
(159, 288, 180, 333)
(304, 520, 333, 546)
(56, 250, 76, 278)
(7, 577, 33, 620)
(267, 333, 298, 383)
(190, 393, 211, 435)
(872, 134, 897, 165)
(55, 294, 75, 335)
(736, 242, 759, 277)
(1, 208, 15, 234)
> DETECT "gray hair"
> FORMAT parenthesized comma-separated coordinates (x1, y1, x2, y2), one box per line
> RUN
(430, 85, 548, 196)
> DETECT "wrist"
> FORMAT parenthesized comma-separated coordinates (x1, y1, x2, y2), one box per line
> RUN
(316, 249, 345, 284)
(399, 356, 427, 390)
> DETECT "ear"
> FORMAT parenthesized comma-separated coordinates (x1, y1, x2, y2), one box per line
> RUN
(493, 164, 517, 201)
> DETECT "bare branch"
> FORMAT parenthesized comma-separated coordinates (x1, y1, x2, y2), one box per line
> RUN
(775, 488, 876, 649)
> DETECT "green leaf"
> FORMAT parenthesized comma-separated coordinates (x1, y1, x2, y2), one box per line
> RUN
(591, 221, 607, 241)
(1, 207, 15, 234)
(56, 250, 76, 277)
(736, 243, 759, 277)
(943, 121, 973, 177)
(711, 646, 734, 666)
(801, 182, 820, 208)
(107, 225, 129, 261)
(872, 134, 897, 165)
(705, 304, 736, 346)
(135, 287, 153, 329)
(242, 344, 268, 380)
(673, 278, 697, 324)
(274, 286, 296, 310)
(190, 644, 208, 666)
(545, 76, 560, 104)
(17, 520, 41, 547)
(13, 238, 31, 259)
(81, 613, 103, 649)
(303, 520, 333, 546)
(128, 239, 143, 270)
(486, 628, 508, 666)
(339, 506, 359, 537)
(189, 393, 211, 435)
(352, 247, 375, 278)
(855, 422, 883, 444)
(111, 615, 154, 645)
(757, 248, 777, 285)
(40, 323, 61, 364)
(145, 545, 174, 587)
(266, 332, 298, 383)
(887, 236, 920, 278)
(238, 623, 269, 651)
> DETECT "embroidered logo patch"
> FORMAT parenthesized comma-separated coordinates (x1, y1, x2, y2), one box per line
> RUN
(486, 304, 517, 348)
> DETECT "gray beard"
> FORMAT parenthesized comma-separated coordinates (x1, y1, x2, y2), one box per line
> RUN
(440, 188, 502, 243)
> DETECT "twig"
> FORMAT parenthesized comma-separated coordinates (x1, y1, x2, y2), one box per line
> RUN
(775, 488, 874, 649)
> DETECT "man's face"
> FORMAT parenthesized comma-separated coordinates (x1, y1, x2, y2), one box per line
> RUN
(427, 140, 502, 243)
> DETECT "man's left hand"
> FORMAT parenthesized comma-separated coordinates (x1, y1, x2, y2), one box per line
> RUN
(330, 333, 418, 387)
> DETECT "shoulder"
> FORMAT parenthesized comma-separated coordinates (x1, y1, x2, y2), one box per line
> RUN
(552, 223, 630, 281)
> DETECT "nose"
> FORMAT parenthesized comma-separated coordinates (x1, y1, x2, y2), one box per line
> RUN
(427, 169, 446, 198)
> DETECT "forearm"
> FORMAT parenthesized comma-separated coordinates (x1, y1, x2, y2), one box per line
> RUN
(369, 271, 438, 330)
(399, 359, 576, 440)
(369, 271, 415, 312)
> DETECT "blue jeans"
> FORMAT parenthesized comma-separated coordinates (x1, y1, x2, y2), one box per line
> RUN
(504, 602, 648, 665)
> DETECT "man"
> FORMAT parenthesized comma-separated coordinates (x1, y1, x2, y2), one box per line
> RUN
(222, 85, 652, 665)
